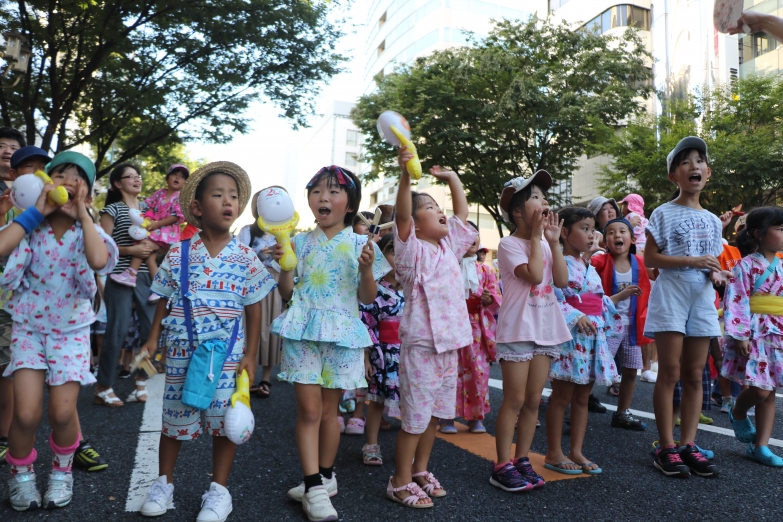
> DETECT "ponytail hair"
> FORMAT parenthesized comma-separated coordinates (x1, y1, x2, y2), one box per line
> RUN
(736, 206, 783, 257)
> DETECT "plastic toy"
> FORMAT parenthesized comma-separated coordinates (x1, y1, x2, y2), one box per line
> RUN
(357, 207, 393, 243)
(376, 111, 422, 180)
(225, 369, 255, 445)
(128, 208, 152, 241)
(10, 170, 69, 210)
(256, 186, 299, 271)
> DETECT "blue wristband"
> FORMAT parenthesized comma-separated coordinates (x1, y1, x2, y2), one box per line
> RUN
(13, 207, 44, 234)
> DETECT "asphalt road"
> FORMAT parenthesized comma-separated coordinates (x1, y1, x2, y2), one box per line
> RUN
(1, 364, 782, 521)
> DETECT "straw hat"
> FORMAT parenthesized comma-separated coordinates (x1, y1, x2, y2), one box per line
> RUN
(180, 161, 251, 228)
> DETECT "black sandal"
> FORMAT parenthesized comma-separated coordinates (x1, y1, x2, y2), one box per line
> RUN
(255, 380, 271, 399)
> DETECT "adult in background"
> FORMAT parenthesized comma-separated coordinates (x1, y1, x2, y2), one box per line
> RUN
(237, 189, 284, 398)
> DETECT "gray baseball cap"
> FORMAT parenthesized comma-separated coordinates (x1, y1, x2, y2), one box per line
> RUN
(666, 136, 708, 173)
(587, 197, 621, 221)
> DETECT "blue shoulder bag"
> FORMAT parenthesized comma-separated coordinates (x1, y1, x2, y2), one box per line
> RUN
(179, 239, 240, 410)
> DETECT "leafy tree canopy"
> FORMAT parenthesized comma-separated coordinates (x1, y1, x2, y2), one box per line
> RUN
(351, 16, 653, 235)
(0, 0, 346, 178)
(599, 75, 783, 224)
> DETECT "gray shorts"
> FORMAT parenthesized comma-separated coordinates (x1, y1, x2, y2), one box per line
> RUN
(496, 341, 559, 363)
(0, 309, 11, 367)
(644, 269, 721, 339)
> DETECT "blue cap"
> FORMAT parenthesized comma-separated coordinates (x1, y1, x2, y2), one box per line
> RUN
(10, 146, 52, 169)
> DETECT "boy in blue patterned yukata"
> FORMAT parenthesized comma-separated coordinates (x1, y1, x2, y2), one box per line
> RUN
(273, 166, 390, 522)
(138, 162, 276, 522)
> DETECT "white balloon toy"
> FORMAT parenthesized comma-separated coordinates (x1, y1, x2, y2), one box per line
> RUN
(376, 111, 422, 179)
(128, 208, 151, 241)
(224, 370, 255, 445)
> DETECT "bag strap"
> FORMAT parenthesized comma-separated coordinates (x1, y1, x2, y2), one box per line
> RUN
(180, 238, 241, 353)
(180, 239, 194, 347)
(753, 254, 780, 294)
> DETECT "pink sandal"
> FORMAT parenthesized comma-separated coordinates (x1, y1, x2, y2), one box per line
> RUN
(386, 478, 432, 508)
(412, 471, 446, 498)
(345, 417, 365, 435)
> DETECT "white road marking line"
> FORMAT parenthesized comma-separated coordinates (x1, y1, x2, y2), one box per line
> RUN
(488, 378, 783, 448)
(125, 373, 170, 512)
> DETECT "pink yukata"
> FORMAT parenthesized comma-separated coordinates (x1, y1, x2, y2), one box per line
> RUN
(394, 216, 477, 434)
(1, 221, 118, 385)
(722, 253, 783, 390)
(145, 188, 184, 246)
(457, 262, 501, 421)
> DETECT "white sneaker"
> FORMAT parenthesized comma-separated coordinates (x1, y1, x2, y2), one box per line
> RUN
(640, 370, 657, 383)
(43, 471, 73, 509)
(651, 362, 658, 373)
(8, 471, 41, 511)
(197, 482, 232, 522)
(287, 473, 337, 502)
(302, 485, 338, 522)
(140, 476, 174, 517)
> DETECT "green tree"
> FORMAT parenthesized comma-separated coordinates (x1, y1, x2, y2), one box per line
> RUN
(599, 76, 783, 220)
(0, 0, 346, 178)
(351, 17, 653, 236)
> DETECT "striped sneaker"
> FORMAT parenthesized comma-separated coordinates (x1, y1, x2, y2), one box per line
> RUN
(74, 441, 108, 472)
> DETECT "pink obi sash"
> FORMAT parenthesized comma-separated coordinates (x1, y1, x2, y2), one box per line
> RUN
(565, 293, 602, 316)
(378, 320, 401, 345)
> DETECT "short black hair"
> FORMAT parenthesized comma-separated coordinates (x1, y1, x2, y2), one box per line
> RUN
(49, 162, 90, 187)
(194, 172, 236, 202)
(306, 166, 361, 226)
(668, 147, 709, 174)
(0, 127, 25, 148)
(467, 220, 479, 231)
(557, 206, 595, 244)
(378, 232, 394, 254)
(353, 211, 373, 228)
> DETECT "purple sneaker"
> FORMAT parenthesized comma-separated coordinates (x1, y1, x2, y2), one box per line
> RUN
(513, 457, 545, 488)
(110, 269, 137, 287)
(489, 462, 534, 492)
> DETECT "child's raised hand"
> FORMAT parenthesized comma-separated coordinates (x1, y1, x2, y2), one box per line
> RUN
(542, 211, 563, 244)
(429, 165, 456, 182)
(690, 255, 722, 272)
(0, 188, 13, 216)
(398, 147, 414, 176)
(575, 315, 597, 336)
(718, 211, 732, 230)
(358, 241, 375, 272)
(34, 183, 60, 217)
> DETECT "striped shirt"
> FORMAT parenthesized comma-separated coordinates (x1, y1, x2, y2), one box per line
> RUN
(99, 201, 149, 275)
(645, 202, 722, 274)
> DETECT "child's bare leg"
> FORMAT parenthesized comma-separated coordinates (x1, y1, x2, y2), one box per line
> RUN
(679, 337, 709, 446)
(545, 379, 576, 468)
(514, 355, 551, 459)
(318, 388, 342, 469)
(144, 253, 158, 279)
(642, 344, 652, 372)
(350, 388, 366, 420)
(293, 383, 323, 476)
(752, 389, 777, 447)
(495, 360, 529, 463)
(652, 332, 683, 447)
(0, 373, 12, 439)
(47, 382, 81, 448)
(617, 367, 638, 412)
(733, 385, 769, 419)
(212, 436, 237, 486)
(391, 430, 432, 505)
(568, 383, 595, 467)
(365, 401, 384, 446)
(8, 369, 45, 458)
(128, 255, 143, 273)
(158, 435, 184, 483)
(411, 417, 441, 491)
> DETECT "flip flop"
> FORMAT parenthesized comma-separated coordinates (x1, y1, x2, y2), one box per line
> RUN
(575, 461, 602, 475)
(543, 461, 582, 475)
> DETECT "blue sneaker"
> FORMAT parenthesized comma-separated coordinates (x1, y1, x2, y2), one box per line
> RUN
(489, 462, 534, 492)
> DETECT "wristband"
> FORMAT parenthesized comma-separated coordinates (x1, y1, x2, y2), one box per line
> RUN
(13, 207, 45, 235)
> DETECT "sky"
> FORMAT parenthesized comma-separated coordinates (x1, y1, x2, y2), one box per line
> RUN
(187, 2, 368, 230)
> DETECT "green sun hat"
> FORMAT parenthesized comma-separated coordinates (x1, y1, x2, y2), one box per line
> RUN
(46, 151, 96, 190)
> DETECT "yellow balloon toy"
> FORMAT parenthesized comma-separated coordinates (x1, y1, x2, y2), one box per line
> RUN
(10, 170, 69, 210)
(255, 186, 299, 272)
(377, 111, 422, 180)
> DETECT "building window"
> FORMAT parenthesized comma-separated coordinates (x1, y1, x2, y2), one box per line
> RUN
(377, 39, 385, 58)
(585, 5, 650, 34)
(549, 0, 571, 10)
(345, 152, 359, 168)
(753, 32, 778, 58)
(370, 192, 378, 206)
(378, 11, 386, 30)
(346, 129, 361, 146)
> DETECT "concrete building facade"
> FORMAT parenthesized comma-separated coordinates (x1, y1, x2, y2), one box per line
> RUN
(738, 0, 783, 77)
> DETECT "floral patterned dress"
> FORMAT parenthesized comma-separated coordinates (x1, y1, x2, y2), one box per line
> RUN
(145, 188, 184, 245)
(722, 253, 783, 390)
(549, 256, 622, 386)
(457, 262, 501, 420)
(360, 279, 404, 415)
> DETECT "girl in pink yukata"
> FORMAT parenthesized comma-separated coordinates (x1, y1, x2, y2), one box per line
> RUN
(273, 166, 389, 522)
(545, 207, 625, 476)
(491, 171, 571, 493)
(111, 164, 186, 287)
(387, 148, 477, 509)
(441, 222, 501, 435)
(722, 206, 783, 467)
(0, 153, 117, 511)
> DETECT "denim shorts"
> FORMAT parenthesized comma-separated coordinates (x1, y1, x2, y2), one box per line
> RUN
(644, 269, 720, 339)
